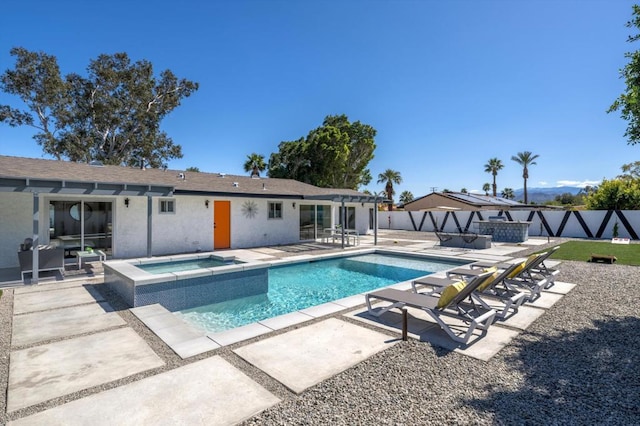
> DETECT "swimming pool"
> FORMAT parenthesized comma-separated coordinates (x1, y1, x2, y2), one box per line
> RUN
(177, 253, 466, 333)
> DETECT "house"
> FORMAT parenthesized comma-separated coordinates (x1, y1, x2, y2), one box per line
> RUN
(402, 191, 529, 211)
(0, 155, 381, 270)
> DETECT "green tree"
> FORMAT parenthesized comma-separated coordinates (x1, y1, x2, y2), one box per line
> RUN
(186, 166, 200, 172)
(511, 151, 539, 204)
(501, 187, 515, 199)
(460, 188, 468, 193)
(399, 190, 414, 205)
(482, 183, 491, 195)
(243, 153, 266, 177)
(267, 114, 376, 189)
(377, 169, 402, 211)
(619, 160, 640, 180)
(553, 192, 584, 206)
(484, 158, 504, 197)
(585, 178, 640, 210)
(0, 48, 198, 167)
(609, 5, 640, 145)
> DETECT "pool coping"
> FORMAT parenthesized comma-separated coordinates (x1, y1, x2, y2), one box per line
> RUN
(130, 248, 477, 359)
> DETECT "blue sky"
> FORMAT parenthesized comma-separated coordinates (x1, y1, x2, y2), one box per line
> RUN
(1, 0, 638, 199)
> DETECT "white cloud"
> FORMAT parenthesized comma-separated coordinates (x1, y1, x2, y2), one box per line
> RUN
(538, 181, 548, 186)
(555, 179, 601, 188)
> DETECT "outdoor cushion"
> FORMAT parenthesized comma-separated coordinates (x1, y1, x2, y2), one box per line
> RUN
(507, 254, 539, 279)
(477, 267, 499, 291)
(437, 281, 466, 308)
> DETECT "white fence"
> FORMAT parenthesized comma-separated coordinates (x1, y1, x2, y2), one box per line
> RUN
(378, 210, 640, 240)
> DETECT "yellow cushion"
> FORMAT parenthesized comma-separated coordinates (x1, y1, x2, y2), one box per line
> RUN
(507, 254, 539, 278)
(477, 267, 499, 292)
(437, 281, 466, 308)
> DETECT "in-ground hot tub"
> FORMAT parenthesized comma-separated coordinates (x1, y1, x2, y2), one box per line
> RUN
(104, 253, 269, 311)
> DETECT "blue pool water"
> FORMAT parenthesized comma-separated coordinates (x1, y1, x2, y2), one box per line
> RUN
(177, 253, 465, 333)
(137, 257, 243, 274)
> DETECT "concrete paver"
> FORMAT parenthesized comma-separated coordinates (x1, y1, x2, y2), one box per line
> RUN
(346, 306, 519, 361)
(234, 318, 397, 393)
(8, 356, 280, 426)
(8, 328, 164, 412)
(11, 301, 125, 347)
(13, 285, 104, 314)
(208, 322, 272, 346)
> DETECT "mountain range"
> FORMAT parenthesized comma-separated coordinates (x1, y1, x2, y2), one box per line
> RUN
(513, 186, 582, 204)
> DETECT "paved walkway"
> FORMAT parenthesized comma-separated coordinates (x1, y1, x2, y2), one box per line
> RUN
(2, 231, 569, 424)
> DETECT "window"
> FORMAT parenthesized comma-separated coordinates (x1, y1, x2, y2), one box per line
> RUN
(268, 202, 282, 219)
(160, 199, 175, 214)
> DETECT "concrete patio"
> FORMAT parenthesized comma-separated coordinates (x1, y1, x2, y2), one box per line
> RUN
(0, 231, 575, 424)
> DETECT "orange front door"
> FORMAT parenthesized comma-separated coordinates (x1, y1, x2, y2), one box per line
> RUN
(214, 201, 231, 249)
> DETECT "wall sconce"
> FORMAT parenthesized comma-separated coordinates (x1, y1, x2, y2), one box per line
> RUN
(361, 202, 365, 207)
(124, 198, 130, 208)
(205, 200, 209, 208)
(292, 202, 296, 209)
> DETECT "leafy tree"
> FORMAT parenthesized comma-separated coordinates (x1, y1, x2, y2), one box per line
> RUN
(460, 188, 468, 193)
(511, 151, 539, 204)
(609, 5, 640, 145)
(484, 158, 504, 196)
(501, 187, 515, 199)
(585, 178, 640, 209)
(243, 153, 266, 177)
(399, 190, 414, 205)
(377, 169, 402, 211)
(482, 183, 491, 195)
(552, 192, 585, 206)
(618, 160, 640, 180)
(579, 185, 598, 196)
(0, 47, 198, 167)
(186, 166, 200, 172)
(267, 114, 376, 189)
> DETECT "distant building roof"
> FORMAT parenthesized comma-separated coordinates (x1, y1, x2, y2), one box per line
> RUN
(403, 191, 530, 211)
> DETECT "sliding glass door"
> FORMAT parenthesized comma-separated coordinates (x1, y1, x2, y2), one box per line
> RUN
(49, 200, 112, 256)
(299, 204, 331, 240)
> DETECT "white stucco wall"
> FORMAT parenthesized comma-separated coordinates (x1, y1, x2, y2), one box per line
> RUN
(380, 209, 640, 240)
(0, 191, 376, 268)
(0, 192, 33, 268)
(229, 197, 301, 248)
(152, 195, 213, 255)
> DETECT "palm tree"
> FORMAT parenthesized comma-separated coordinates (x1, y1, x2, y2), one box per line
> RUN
(399, 190, 414, 205)
(511, 151, 539, 204)
(243, 153, 266, 177)
(501, 187, 515, 199)
(484, 158, 504, 196)
(377, 169, 402, 211)
(482, 183, 491, 195)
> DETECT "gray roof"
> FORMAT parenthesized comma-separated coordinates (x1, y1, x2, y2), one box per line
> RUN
(0, 155, 371, 201)
(405, 191, 527, 208)
(443, 192, 524, 207)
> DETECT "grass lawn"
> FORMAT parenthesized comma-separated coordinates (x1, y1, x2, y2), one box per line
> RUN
(549, 240, 640, 266)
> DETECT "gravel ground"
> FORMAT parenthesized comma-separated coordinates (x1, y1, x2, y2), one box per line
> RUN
(242, 259, 640, 425)
(2, 237, 639, 425)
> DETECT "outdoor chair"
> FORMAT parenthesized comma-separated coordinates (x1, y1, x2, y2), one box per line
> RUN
(470, 246, 560, 291)
(414, 263, 527, 320)
(366, 271, 496, 344)
(18, 246, 65, 280)
(434, 230, 453, 247)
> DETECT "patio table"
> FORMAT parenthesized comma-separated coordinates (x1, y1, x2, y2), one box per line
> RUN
(76, 250, 106, 269)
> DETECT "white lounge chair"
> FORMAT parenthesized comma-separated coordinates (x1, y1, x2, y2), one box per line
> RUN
(413, 263, 527, 320)
(366, 272, 496, 344)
